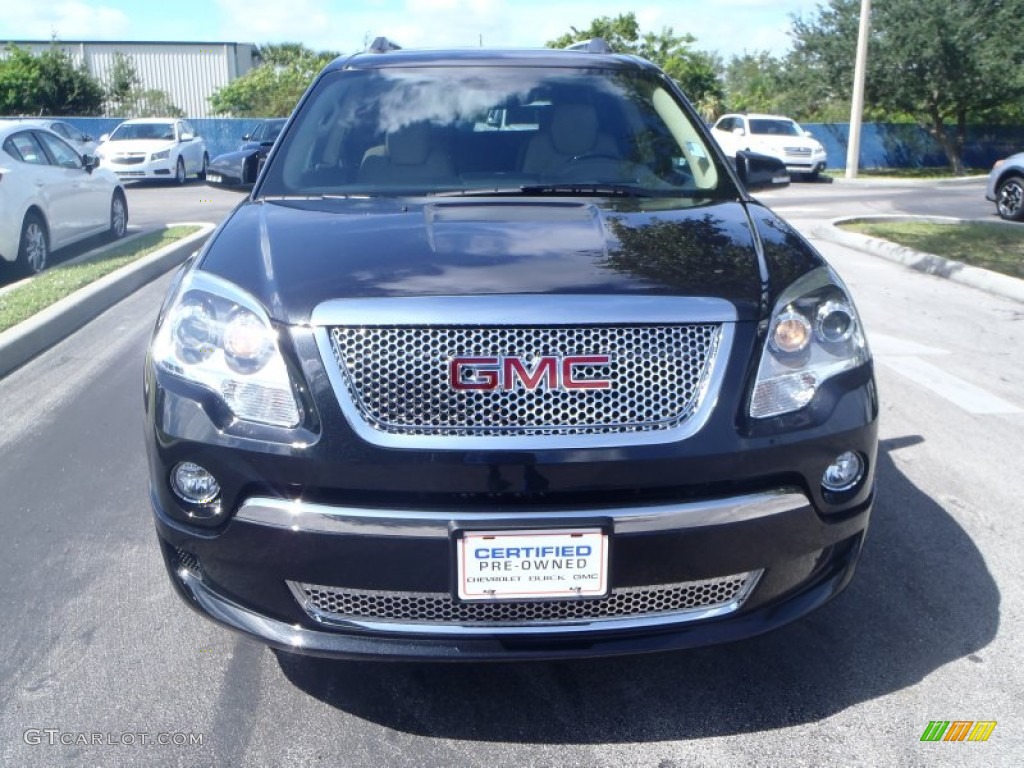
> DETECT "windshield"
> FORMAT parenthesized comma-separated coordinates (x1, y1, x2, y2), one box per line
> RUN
(255, 120, 286, 142)
(748, 119, 802, 137)
(110, 122, 175, 141)
(259, 66, 732, 198)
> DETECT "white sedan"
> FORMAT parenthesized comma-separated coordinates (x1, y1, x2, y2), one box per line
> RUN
(0, 121, 128, 275)
(96, 118, 208, 184)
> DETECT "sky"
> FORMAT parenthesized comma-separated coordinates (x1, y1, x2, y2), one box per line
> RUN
(0, 0, 824, 61)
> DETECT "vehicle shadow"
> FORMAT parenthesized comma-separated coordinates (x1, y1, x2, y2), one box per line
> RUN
(275, 435, 999, 742)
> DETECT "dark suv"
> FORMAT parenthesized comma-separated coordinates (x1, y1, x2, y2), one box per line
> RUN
(145, 40, 878, 660)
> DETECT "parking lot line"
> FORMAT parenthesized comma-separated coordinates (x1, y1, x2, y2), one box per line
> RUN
(878, 356, 1022, 414)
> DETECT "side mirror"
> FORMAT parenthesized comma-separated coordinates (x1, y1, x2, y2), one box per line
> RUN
(99, 133, 109, 143)
(803, 129, 814, 138)
(82, 154, 99, 172)
(181, 132, 194, 142)
(241, 133, 252, 141)
(732, 127, 746, 137)
(734, 150, 790, 190)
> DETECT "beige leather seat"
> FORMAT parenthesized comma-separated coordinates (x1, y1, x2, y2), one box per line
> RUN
(522, 104, 618, 176)
(359, 122, 455, 184)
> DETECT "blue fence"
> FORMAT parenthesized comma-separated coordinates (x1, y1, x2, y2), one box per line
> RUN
(800, 123, 1024, 171)
(11, 116, 1024, 170)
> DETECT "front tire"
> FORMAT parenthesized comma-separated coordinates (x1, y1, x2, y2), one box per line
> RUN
(175, 156, 187, 185)
(16, 212, 49, 275)
(996, 175, 1024, 221)
(110, 191, 128, 239)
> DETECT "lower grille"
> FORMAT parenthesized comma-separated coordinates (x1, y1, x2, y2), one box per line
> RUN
(288, 572, 759, 629)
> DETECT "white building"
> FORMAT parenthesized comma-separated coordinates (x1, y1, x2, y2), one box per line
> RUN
(3, 40, 256, 118)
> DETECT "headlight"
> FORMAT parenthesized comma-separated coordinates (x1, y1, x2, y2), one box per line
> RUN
(151, 148, 171, 161)
(750, 267, 869, 418)
(152, 271, 300, 427)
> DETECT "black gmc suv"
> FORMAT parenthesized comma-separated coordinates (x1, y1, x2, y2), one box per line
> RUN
(144, 40, 878, 660)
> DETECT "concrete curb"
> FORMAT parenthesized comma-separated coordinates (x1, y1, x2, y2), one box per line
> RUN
(827, 175, 986, 187)
(815, 215, 1024, 304)
(0, 222, 215, 379)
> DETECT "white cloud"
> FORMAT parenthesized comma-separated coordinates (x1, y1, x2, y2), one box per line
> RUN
(5, 2, 131, 40)
(208, 0, 807, 58)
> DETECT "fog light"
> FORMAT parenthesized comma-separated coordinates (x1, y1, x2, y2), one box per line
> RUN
(171, 462, 221, 504)
(822, 451, 864, 493)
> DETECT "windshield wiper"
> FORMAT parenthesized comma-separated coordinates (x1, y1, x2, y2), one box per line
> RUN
(430, 182, 664, 198)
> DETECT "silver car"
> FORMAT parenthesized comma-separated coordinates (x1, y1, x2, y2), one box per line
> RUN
(985, 152, 1024, 221)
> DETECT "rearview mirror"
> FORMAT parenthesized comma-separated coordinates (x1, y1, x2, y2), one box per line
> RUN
(734, 150, 790, 190)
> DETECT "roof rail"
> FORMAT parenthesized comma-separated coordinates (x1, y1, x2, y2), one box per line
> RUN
(367, 37, 402, 53)
(564, 38, 613, 54)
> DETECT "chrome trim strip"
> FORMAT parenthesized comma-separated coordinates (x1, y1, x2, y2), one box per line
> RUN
(235, 490, 809, 539)
(312, 322, 735, 450)
(283, 573, 762, 636)
(310, 295, 739, 326)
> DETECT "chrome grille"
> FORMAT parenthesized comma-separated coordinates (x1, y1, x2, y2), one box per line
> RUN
(327, 324, 721, 437)
(111, 154, 146, 165)
(783, 147, 813, 157)
(288, 572, 758, 627)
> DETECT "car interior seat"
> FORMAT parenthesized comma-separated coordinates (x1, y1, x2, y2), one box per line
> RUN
(521, 103, 618, 176)
(359, 121, 455, 184)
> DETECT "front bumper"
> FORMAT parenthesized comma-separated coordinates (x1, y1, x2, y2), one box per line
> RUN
(146, 323, 878, 660)
(153, 475, 873, 660)
(101, 159, 176, 180)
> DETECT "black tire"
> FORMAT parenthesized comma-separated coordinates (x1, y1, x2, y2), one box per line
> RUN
(110, 191, 128, 239)
(16, 212, 49, 276)
(995, 174, 1024, 221)
(175, 156, 187, 185)
(199, 152, 209, 181)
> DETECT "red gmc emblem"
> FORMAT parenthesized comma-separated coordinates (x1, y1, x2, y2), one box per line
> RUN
(450, 355, 612, 391)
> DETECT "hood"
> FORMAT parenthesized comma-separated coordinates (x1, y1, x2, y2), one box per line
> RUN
(99, 138, 174, 155)
(197, 196, 817, 325)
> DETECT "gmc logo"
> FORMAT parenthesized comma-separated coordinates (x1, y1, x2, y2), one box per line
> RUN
(450, 355, 612, 391)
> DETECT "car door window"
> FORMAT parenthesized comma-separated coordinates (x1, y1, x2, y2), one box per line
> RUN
(37, 132, 83, 169)
(5, 132, 49, 165)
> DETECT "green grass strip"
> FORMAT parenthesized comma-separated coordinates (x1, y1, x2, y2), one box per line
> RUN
(839, 220, 1024, 280)
(0, 226, 199, 334)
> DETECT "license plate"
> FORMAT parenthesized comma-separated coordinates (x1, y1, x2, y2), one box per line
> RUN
(457, 528, 608, 600)
(206, 173, 222, 183)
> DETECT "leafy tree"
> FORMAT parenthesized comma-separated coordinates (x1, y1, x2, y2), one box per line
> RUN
(0, 46, 41, 114)
(790, 0, 1024, 173)
(102, 52, 183, 117)
(209, 43, 339, 116)
(547, 13, 725, 113)
(0, 42, 104, 115)
(106, 51, 142, 114)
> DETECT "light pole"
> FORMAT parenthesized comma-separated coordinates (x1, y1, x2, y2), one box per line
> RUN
(845, 0, 871, 178)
